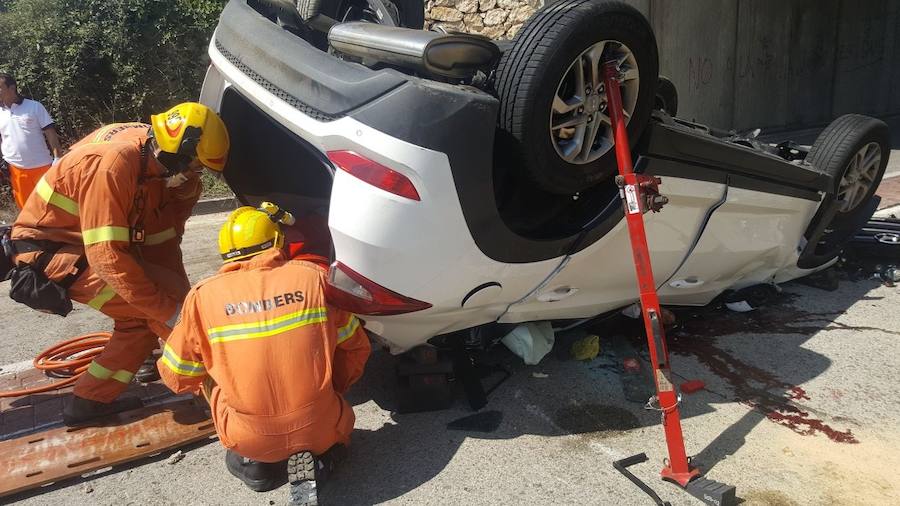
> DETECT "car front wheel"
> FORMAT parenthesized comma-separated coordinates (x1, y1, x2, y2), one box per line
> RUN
(800, 114, 890, 266)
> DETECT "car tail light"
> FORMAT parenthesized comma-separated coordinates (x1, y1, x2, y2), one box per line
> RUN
(326, 261, 432, 316)
(326, 150, 420, 201)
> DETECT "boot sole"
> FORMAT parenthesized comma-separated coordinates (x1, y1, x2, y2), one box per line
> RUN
(287, 451, 317, 506)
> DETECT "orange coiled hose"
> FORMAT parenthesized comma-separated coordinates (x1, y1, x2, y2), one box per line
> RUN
(0, 332, 111, 398)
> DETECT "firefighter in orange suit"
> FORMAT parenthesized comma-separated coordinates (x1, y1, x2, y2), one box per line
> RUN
(9, 103, 229, 425)
(158, 202, 371, 505)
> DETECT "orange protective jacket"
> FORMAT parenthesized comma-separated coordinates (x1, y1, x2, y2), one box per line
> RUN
(11, 123, 201, 324)
(159, 249, 371, 462)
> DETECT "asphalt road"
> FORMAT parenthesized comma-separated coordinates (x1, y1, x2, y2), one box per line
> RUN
(1, 208, 899, 506)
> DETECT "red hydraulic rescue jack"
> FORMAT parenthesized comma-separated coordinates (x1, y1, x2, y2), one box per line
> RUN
(602, 61, 736, 506)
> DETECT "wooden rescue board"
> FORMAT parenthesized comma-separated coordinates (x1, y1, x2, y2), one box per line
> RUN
(0, 367, 215, 498)
(0, 397, 215, 498)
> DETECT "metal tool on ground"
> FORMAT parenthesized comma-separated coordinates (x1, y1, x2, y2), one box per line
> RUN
(614, 453, 670, 506)
(602, 59, 736, 506)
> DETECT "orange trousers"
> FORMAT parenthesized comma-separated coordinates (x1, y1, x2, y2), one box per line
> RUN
(205, 381, 355, 463)
(16, 245, 190, 403)
(8, 163, 51, 209)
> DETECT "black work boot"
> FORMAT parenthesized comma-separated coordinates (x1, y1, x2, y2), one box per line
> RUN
(62, 395, 143, 426)
(315, 444, 348, 484)
(225, 450, 287, 492)
(287, 451, 318, 505)
(134, 353, 161, 383)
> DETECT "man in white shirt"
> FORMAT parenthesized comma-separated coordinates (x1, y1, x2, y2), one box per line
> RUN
(0, 73, 63, 209)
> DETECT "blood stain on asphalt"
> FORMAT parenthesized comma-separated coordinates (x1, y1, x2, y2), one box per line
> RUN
(671, 338, 858, 444)
(669, 296, 859, 444)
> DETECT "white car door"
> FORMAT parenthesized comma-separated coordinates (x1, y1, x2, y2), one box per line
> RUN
(656, 187, 820, 305)
(500, 176, 726, 323)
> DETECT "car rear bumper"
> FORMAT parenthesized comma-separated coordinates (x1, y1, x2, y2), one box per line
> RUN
(202, 36, 562, 352)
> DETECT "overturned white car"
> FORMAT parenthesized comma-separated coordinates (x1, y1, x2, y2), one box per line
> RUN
(199, 0, 890, 352)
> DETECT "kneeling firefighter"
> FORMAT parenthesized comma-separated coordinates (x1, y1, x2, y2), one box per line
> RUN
(4, 103, 229, 425)
(158, 202, 371, 505)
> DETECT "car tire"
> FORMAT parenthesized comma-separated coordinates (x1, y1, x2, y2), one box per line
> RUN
(808, 114, 889, 225)
(295, 0, 324, 20)
(655, 76, 678, 117)
(801, 114, 890, 266)
(495, 0, 659, 195)
(296, 0, 424, 27)
(294, 0, 424, 50)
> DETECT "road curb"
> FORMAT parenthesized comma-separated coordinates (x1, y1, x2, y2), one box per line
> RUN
(192, 196, 238, 216)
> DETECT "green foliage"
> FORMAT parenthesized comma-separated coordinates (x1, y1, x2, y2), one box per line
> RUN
(200, 171, 233, 198)
(0, 0, 226, 144)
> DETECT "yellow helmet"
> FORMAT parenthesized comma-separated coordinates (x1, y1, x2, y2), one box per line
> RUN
(150, 102, 230, 171)
(218, 202, 295, 262)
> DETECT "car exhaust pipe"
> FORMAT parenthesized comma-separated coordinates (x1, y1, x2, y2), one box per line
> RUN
(327, 22, 500, 79)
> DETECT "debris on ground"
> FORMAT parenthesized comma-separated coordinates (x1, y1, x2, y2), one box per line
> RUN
(724, 300, 755, 313)
(531, 372, 549, 379)
(81, 484, 93, 494)
(570, 334, 600, 361)
(876, 265, 899, 286)
(838, 253, 900, 287)
(837, 216, 900, 286)
(501, 322, 555, 365)
(722, 284, 781, 312)
(166, 450, 185, 465)
(680, 380, 705, 394)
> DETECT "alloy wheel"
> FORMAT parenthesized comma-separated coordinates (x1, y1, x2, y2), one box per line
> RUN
(838, 141, 881, 213)
(549, 40, 640, 164)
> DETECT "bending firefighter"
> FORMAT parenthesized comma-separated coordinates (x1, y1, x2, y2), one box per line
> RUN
(8, 103, 229, 424)
(158, 203, 371, 506)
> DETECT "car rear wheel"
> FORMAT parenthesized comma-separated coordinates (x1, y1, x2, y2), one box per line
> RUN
(495, 0, 658, 195)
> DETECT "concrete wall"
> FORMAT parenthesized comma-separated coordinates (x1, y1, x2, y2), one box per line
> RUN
(427, 0, 900, 130)
(663, 0, 899, 130)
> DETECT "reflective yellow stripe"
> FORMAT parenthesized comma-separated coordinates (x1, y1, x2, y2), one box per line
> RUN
(87, 285, 117, 310)
(83, 226, 130, 245)
(144, 227, 177, 246)
(92, 124, 115, 143)
(160, 343, 206, 377)
(87, 361, 133, 383)
(207, 307, 328, 344)
(337, 316, 360, 344)
(35, 177, 79, 215)
(208, 307, 327, 335)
